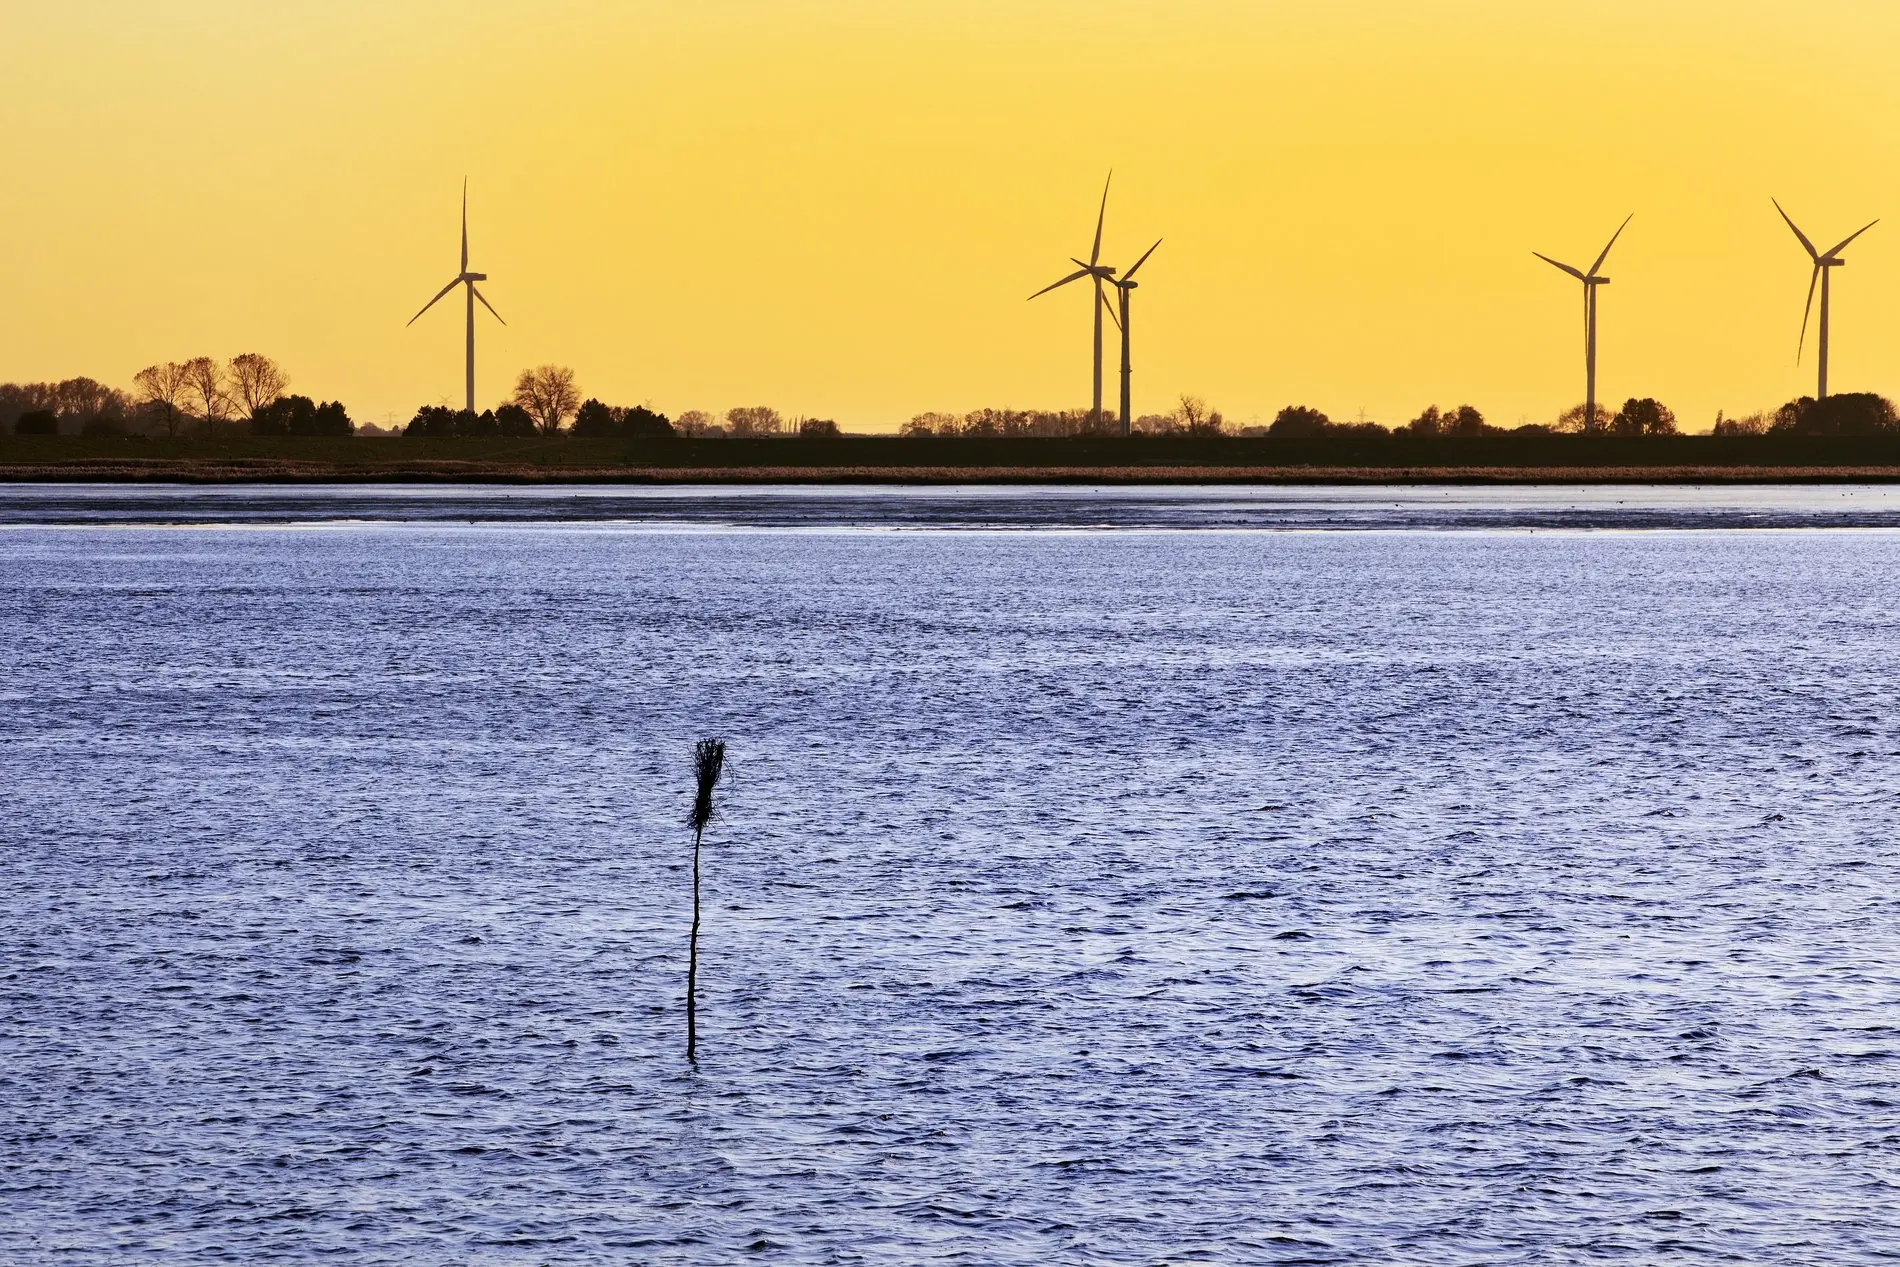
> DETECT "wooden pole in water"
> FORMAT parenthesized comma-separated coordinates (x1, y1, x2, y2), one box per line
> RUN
(686, 738, 726, 1064)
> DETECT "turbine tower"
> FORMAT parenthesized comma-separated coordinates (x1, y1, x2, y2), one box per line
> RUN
(1533, 215, 1631, 431)
(1105, 239, 1161, 437)
(1030, 173, 1117, 429)
(409, 180, 505, 413)
(1774, 200, 1877, 400)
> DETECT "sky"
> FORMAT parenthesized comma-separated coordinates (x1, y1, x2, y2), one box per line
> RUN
(2, 0, 1899, 432)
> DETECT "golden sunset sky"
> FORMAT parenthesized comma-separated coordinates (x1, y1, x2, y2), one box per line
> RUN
(2, 0, 1898, 431)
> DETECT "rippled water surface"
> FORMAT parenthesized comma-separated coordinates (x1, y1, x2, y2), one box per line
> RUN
(5, 486, 1900, 1264)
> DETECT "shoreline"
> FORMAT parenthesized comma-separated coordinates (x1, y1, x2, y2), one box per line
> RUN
(6, 460, 1900, 484)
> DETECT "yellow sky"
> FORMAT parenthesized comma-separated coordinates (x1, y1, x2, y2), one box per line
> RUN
(3, 0, 1899, 431)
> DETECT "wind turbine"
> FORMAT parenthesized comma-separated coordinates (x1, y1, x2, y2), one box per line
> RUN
(1774, 200, 1877, 400)
(408, 180, 505, 413)
(1030, 173, 1118, 429)
(1104, 239, 1161, 436)
(1533, 214, 1631, 431)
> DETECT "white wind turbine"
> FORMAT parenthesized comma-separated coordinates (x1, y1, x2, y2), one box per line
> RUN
(1105, 239, 1161, 437)
(1774, 200, 1877, 400)
(1533, 215, 1631, 431)
(408, 180, 505, 413)
(1030, 174, 1118, 429)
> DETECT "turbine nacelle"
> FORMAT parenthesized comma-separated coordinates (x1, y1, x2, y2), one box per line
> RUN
(462, 271, 488, 283)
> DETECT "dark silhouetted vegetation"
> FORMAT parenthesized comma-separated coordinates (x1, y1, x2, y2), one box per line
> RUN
(228, 353, 290, 422)
(905, 396, 1218, 438)
(1, 378, 134, 436)
(404, 404, 539, 438)
(252, 395, 352, 436)
(1610, 398, 1677, 436)
(571, 399, 615, 437)
(1769, 393, 1898, 436)
(1269, 405, 1331, 438)
(1713, 410, 1770, 436)
(572, 398, 676, 439)
(798, 418, 841, 438)
(125, 354, 321, 437)
(1402, 404, 1486, 437)
(512, 365, 581, 435)
(14, 410, 58, 435)
(132, 363, 194, 437)
(1553, 402, 1614, 434)
(727, 406, 784, 437)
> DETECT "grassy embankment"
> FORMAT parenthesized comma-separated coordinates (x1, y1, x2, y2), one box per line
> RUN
(5, 433, 1900, 482)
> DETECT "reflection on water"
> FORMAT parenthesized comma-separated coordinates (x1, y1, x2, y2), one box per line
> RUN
(3, 492, 1899, 1263)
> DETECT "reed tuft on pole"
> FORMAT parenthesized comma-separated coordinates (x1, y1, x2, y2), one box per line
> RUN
(685, 738, 726, 1064)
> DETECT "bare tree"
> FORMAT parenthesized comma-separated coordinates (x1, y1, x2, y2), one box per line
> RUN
(227, 353, 289, 421)
(1712, 410, 1770, 436)
(1553, 402, 1613, 434)
(133, 362, 194, 437)
(182, 357, 231, 432)
(674, 409, 717, 437)
(512, 365, 581, 435)
(725, 406, 782, 438)
(1176, 394, 1225, 436)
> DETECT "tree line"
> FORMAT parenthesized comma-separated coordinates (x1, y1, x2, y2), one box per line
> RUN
(14, 361, 1900, 441)
(897, 392, 1900, 439)
(402, 374, 842, 440)
(1710, 394, 1900, 437)
(3, 353, 350, 436)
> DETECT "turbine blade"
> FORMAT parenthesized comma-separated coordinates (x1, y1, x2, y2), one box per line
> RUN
(1533, 251, 1588, 282)
(1123, 238, 1162, 281)
(1028, 267, 1091, 300)
(1797, 263, 1819, 364)
(461, 178, 469, 274)
(1589, 213, 1633, 276)
(1824, 218, 1880, 258)
(1100, 284, 1121, 332)
(472, 285, 505, 326)
(1090, 171, 1111, 267)
(407, 277, 462, 326)
(1774, 199, 1820, 260)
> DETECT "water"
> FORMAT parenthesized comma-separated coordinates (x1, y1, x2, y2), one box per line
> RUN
(4, 485, 1900, 1264)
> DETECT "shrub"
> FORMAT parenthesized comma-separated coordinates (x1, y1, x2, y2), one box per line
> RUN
(571, 398, 617, 438)
(496, 404, 537, 437)
(1553, 402, 1613, 433)
(798, 418, 841, 439)
(13, 410, 57, 435)
(903, 412, 956, 437)
(621, 405, 674, 439)
(1712, 411, 1769, 436)
(404, 405, 457, 437)
(1268, 405, 1329, 438)
(726, 406, 783, 437)
(1769, 393, 1898, 436)
(1610, 398, 1677, 437)
(255, 396, 352, 436)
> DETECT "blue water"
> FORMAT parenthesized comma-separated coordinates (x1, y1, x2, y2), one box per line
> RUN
(4, 485, 1900, 1263)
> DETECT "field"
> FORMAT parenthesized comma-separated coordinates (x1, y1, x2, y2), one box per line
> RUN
(4, 433, 1900, 481)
